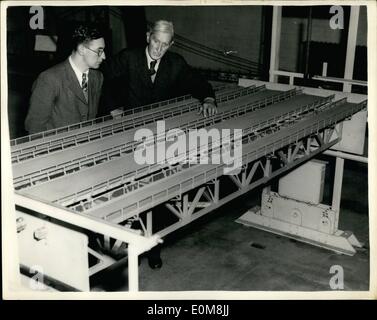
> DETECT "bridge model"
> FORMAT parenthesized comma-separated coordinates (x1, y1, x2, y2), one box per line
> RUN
(10, 80, 367, 292)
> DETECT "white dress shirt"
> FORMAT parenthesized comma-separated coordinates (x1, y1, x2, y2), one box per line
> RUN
(69, 56, 89, 87)
(145, 47, 161, 82)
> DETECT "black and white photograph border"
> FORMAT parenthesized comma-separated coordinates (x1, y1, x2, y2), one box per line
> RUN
(1, 0, 376, 299)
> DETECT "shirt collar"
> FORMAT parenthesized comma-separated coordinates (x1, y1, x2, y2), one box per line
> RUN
(69, 56, 89, 85)
(145, 47, 161, 70)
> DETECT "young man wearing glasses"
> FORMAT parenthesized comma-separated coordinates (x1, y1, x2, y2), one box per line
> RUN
(25, 24, 106, 134)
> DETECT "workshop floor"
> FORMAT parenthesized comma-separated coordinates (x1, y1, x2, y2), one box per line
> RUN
(91, 159, 369, 292)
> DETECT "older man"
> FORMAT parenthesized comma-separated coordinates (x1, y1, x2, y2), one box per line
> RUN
(102, 20, 217, 269)
(25, 24, 106, 134)
(103, 20, 217, 117)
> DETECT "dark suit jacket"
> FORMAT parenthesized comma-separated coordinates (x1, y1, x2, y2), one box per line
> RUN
(25, 59, 103, 134)
(101, 47, 215, 113)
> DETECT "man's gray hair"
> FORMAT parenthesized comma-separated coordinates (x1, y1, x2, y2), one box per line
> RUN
(149, 20, 174, 38)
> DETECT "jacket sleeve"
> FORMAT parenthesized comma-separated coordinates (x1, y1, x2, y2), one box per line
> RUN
(175, 55, 215, 102)
(25, 72, 58, 134)
(95, 71, 104, 117)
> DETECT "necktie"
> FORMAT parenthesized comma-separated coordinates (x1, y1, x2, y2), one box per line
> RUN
(149, 60, 157, 77)
(82, 73, 88, 102)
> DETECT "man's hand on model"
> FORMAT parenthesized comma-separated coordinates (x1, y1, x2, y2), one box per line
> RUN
(110, 108, 124, 120)
(198, 97, 217, 117)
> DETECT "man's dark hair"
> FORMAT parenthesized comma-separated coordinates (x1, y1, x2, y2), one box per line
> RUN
(72, 23, 103, 50)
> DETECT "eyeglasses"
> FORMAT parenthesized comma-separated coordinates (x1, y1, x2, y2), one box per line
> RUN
(84, 45, 105, 57)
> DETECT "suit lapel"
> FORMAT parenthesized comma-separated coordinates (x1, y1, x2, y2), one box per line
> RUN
(139, 49, 154, 89)
(64, 59, 88, 105)
(153, 55, 170, 91)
